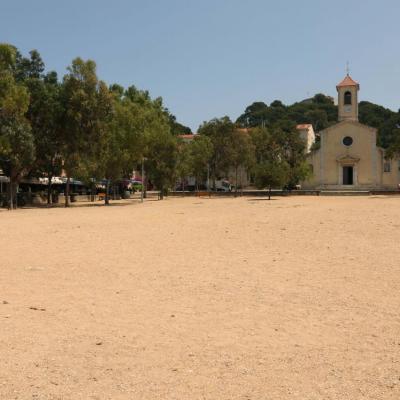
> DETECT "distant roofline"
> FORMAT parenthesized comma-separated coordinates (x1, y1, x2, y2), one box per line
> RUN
(318, 119, 376, 134)
(296, 124, 313, 130)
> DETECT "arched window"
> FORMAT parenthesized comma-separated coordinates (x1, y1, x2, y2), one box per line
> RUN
(344, 91, 352, 105)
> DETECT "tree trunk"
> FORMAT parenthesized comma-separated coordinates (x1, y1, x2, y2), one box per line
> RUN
(90, 181, 95, 202)
(15, 183, 18, 209)
(182, 177, 185, 197)
(268, 186, 271, 200)
(105, 180, 110, 205)
(8, 178, 14, 210)
(159, 187, 164, 200)
(211, 162, 216, 191)
(47, 174, 53, 205)
(65, 176, 70, 207)
(235, 166, 238, 198)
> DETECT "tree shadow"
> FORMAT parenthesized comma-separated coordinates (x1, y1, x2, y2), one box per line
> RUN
(2, 199, 144, 210)
(247, 198, 278, 201)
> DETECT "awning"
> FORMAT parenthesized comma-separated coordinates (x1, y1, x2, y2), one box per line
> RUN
(38, 177, 64, 185)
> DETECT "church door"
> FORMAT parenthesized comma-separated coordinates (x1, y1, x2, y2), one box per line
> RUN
(343, 166, 354, 185)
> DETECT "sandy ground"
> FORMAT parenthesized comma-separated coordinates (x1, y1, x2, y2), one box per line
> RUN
(1, 195, 400, 400)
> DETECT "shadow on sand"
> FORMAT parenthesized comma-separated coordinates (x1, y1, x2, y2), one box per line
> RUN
(247, 198, 277, 202)
(1, 198, 147, 211)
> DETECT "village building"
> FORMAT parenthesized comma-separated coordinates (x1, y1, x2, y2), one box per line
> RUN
(303, 75, 400, 190)
(296, 124, 315, 153)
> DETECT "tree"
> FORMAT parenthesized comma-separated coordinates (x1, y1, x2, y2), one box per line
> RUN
(166, 112, 191, 136)
(188, 135, 213, 190)
(118, 87, 180, 200)
(123, 85, 180, 199)
(386, 126, 400, 160)
(254, 160, 289, 199)
(229, 129, 255, 196)
(95, 129, 125, 205)
(94, 90, 147, 205)
(198, 117, 235, 190)
(274, 127, 310, 189)
(176, 139, 192, 193)
(14, 49, 45, 82)
(16, 50, 64, 205)
(0, 43, 35, 209)
(304, 109, 328, 132)
(146, 131, 178, 199)
(34, 72, 63, 204)
(60, 58, 113, 207)
(312, 93, 334, 105)
(236, 101, 269, 127)
(252, 127, 289, 199)
(0, 121, 35, 208)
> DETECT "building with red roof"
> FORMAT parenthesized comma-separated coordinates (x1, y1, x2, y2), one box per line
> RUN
(302, 74, 400, 191)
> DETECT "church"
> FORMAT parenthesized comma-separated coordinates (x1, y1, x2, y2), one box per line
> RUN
(302, 75, 400, 190)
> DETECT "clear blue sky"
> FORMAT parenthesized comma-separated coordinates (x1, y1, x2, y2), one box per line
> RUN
(2, 0, 399, 131)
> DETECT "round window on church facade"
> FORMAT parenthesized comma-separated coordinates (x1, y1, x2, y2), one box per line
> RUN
(343, 136, 353, 146)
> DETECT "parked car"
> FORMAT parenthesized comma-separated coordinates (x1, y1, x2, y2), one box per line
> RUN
(214, 179, 232, 192)
(131, 180, 143, 192)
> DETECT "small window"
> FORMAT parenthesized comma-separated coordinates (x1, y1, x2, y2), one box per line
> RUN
(384, 162, 391, 173)
(343, 136, 353, 146)
(344, 91, 352, 105)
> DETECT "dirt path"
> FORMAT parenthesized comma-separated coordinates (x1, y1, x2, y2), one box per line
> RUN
(1, 196, 400, 399)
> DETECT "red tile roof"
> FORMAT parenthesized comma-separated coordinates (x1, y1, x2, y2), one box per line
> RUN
(336, 74, 359, 89)
(296, 124, 312, 130)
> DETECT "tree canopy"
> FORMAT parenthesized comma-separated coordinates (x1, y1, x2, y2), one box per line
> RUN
(0, 43, 192, 207)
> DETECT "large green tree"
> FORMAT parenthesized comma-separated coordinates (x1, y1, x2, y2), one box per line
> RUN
(176, 138, 193, 192)
(94, 87, 149, 205)
(252, 127, 290, 199)
(166, 112, 191, 136)
(198, 117, 236, 190)
(0, 43, 35, 209)
(15, 49, 64, 204)
(60, 57, 113, 207)
(228, 130, 255, 196)
(188, 135, 213, 190)
(386, 126, 400, 161)
(146, 131, 178, 199)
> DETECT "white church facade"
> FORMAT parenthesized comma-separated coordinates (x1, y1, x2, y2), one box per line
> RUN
(303, 75, 400, 190)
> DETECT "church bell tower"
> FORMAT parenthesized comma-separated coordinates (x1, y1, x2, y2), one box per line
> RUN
(336, 74, 360, 122)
